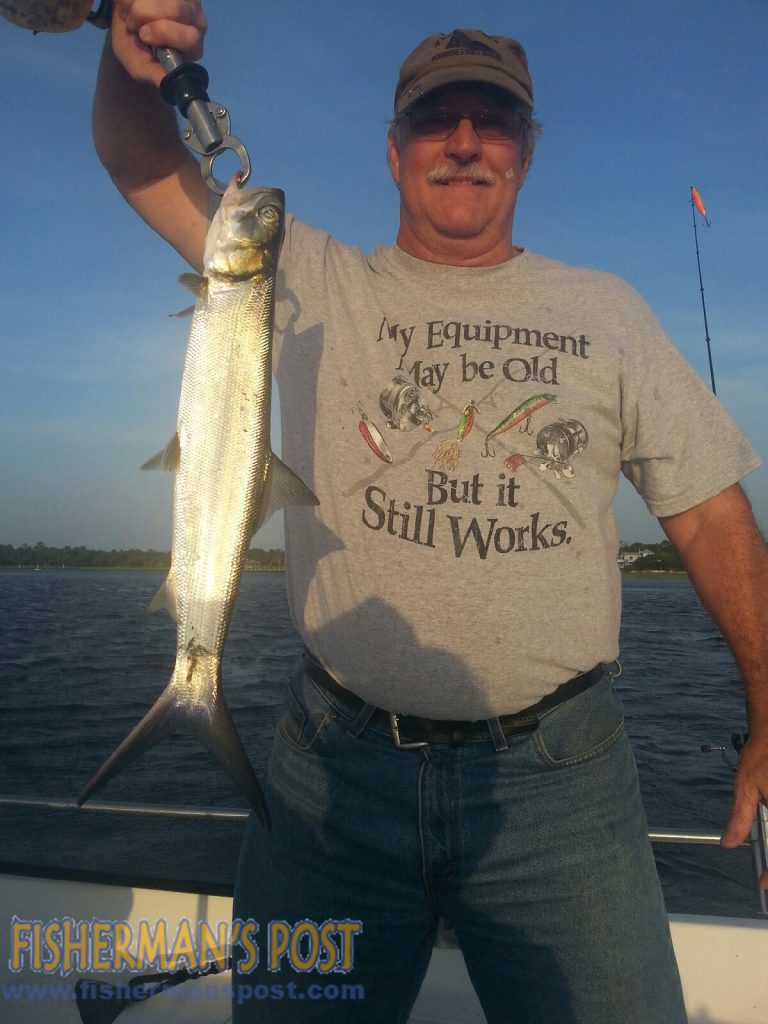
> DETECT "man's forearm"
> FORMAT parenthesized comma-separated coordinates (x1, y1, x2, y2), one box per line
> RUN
(664, 483, 768, 861)
(660, 483, 768, 730)
(92, 22, 210, 271)
(93, 32, 192, 197)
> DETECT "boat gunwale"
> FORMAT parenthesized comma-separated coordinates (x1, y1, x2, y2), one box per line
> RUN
(0, 860, 234, 896)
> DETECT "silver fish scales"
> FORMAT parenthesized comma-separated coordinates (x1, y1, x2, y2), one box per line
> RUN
(78, 185, 317, 825)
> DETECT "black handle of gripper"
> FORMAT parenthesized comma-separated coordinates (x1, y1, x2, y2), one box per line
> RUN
(159, 62, 210, 118)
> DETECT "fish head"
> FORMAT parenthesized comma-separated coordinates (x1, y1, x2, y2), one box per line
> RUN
(204, 183, 285, 283)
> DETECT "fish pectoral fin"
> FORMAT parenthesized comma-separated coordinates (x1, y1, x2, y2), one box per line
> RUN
(148, 573, 178, 620)
(141, 432, 181, 472)
(170, 274, 208, 315)
(169, 304, 196, 319)
(178, 272, 209, 302)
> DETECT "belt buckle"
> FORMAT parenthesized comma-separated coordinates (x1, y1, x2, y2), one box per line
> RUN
(389, 712, 429, 750)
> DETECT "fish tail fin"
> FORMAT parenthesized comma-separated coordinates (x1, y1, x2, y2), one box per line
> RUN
(77, 672, 270, 828)
(77, 682, 178, 807)
(197, 699, 271, 829)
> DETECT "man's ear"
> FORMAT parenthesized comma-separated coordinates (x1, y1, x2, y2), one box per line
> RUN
(387, 130, 401, 187)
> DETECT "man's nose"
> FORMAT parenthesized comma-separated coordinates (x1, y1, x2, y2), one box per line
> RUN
(444, 116, 483, 160)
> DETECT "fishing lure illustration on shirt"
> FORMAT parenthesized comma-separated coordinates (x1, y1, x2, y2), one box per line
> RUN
(433, 400, 479, 471)
(481, 394, 557, 458)
(357, 402, 393, 464)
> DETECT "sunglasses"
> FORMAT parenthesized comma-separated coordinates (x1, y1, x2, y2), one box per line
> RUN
(400, 106, 527, 142)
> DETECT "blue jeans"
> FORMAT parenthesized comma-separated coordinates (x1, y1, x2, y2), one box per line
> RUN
(232, 662, 687, 1023)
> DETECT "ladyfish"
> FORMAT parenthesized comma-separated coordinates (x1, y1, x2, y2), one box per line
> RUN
(78, 184, 317, 825)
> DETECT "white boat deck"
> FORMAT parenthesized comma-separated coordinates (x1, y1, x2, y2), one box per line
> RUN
(1, 873, 767, 1023)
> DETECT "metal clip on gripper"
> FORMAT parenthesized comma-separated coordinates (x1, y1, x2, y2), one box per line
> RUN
(153, 47, 251, 195)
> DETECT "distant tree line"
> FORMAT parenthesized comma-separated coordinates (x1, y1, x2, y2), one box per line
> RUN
(244, 548, 285, 571)
(2, 540, 680, 572)
(0, 542, 285, 570)
(619, 540, 685, 572)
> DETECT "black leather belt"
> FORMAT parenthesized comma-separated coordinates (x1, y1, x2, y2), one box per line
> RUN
(301, 651, 604, 749)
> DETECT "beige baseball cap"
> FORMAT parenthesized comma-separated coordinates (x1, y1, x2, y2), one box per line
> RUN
(394, 29, 534, 115)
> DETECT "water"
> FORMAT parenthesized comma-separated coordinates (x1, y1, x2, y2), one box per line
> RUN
(0, 571, 757, 917)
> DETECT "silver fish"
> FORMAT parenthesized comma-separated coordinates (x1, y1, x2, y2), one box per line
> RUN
(78, 184, 317, 825)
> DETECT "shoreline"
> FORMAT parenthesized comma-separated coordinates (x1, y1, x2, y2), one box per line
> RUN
(620, 570, 688, 579)
(1, 566, 680, 578)
(0, 565, 285, 573)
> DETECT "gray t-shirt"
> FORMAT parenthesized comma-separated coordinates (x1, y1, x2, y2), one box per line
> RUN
(273, 215, 760, 719)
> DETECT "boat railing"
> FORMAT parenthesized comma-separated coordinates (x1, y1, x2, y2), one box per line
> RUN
(1, 796, 766, 916)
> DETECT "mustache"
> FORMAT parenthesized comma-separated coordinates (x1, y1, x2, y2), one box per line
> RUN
(426, 162, 496, 185)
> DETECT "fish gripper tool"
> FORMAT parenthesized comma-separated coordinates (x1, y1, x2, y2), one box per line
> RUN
(154, 47, 251, 195)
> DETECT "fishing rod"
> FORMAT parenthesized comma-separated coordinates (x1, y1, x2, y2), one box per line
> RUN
(690, 186, 716, 394)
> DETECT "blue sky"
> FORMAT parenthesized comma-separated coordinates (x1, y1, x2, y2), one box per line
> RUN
(1, 0, 766, 550)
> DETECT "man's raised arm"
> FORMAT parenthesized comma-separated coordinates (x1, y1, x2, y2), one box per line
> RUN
(94, 0, 211, 271)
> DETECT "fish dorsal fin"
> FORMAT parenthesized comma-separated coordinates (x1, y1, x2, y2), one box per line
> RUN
(141, 433, 181, 472)
(178, 273, 208, 301)
(250, 454, 319, 537)
(148, 573, 178, 620)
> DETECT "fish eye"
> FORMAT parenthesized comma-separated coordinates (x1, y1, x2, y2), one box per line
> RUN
(259, 205, 280, 225)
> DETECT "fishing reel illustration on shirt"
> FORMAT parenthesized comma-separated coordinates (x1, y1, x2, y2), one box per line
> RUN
(355, 374, 436, 466)
(503, 417, 589, 478)
(533, 419, 589, 479)
(379, 374, 435, 432)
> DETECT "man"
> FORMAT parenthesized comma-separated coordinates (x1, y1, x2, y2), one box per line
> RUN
(98, 4, 768, 1022)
